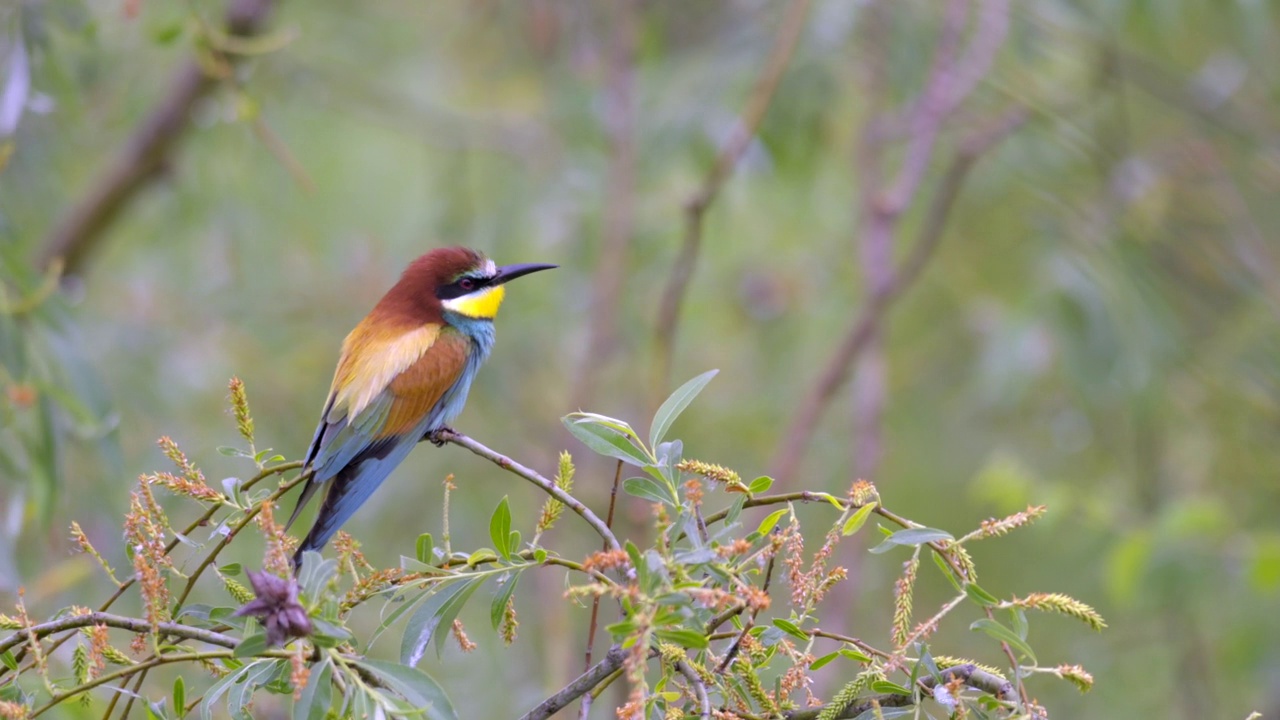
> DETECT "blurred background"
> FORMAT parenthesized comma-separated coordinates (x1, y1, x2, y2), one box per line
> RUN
(2, 0, 1279, 717)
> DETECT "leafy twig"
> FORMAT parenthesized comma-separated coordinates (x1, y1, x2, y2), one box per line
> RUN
(438, 429, 621, 552)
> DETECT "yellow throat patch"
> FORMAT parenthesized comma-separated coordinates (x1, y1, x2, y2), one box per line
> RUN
(442, 284, 506, 319)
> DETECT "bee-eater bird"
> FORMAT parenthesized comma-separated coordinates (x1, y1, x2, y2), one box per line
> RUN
(286, 247, 555, 568)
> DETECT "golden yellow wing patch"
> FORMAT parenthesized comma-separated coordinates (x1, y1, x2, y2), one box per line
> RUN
(329, 322, 441, 421)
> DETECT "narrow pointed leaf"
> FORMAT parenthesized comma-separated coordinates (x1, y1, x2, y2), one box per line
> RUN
(623, 476, 677, 506)
(489, 497, 512, 561)
(970, 618, 1037, 663)
(841, 502, 877, 536)
(490, 571, 520, 630)
(649, 369, 718, 448)
(563, 417, 652, 467)
(401, 578, 483, 667)
(351, 658, 458, 720)
(868, 528, 954, 554)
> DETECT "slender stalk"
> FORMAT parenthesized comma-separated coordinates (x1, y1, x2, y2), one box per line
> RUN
(520, 645, 628, 720)
(439, 430, 620, 552)
(0, 461, 303, 685)
(0, 612, 237, 656)
(579, 459, 623, 719)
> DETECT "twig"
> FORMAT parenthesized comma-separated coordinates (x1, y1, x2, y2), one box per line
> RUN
(781, 663, 1014, 720)
(769, 105, 1026, 482)
(652, 0, 812, 398)
(579, 459, 623, 719)
(674, 658, 711, 720)
(985, 605, 1031, 709)
(438, 429, 621, 552)
(0, 612, 237, 656)
(520, 644, 628, 720)
(0, 461, 302, 683)
(29, 648, 293, 718)
(36, 0, 279, 275)
(111, 469, 309, 720)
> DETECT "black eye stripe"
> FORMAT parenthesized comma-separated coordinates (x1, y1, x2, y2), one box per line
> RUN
(435, 276, 490, 300)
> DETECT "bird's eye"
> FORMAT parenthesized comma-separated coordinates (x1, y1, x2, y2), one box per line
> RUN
(459, 278, 476, 291)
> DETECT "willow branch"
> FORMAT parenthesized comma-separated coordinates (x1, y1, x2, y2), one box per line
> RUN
(580, 459, 623, 719)
(652, 0, 812, 397)
(783, 663, 1015, 720)
(674, 659, 711, 720)
(36, 0, 279, 275)
(29, 648, 293, 718)
(0, 461, 302, 683)
(438, 429, 621, 553)
(0, 612, 237, 656)
(520, 644, 628, 720)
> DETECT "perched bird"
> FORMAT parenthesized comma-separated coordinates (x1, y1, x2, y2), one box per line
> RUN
(286, 247, 555, 568)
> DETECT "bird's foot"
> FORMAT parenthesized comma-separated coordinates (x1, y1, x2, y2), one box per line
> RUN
(425, 426, 456, 447)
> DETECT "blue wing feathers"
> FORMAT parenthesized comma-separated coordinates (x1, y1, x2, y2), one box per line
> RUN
(290, 324, 496, 566)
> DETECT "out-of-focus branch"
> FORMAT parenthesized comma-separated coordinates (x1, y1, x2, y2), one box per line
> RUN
(573, 0, 639, 409)
(520, 644, 627, 720)
(651, 0, 812, 400)
(35, 0, 278, 276)
(769, 105, 1027, 482)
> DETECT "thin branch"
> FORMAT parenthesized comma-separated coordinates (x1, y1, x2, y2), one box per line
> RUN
(769, 105, 1027, 482)
(674, 658, 711, 720)
(0, 612, 237, 656)
(36, 0, 280, 275)
(110, 468, 309, 720)
(438, 429, 621, 552)
(0, 461, 303, 683)
(652, 0, 812, 398)
(520, 644, 628, 720)
(782, 663, 1015, 720)
(30, 648, 292, 718)
(579, 459, 623, 719)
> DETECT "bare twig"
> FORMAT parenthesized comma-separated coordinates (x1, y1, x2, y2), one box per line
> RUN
(579, 459, 623, 719)
(521, 645, 628, 720)
(29, 647, 295, 718)
(674, 659, 711, 720)
(0, 612, 237, 656)
(36, 0, 279, 275)
(652, 0, 812, 398)
(438, 429, 621, 552)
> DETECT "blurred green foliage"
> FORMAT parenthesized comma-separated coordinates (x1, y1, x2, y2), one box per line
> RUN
(2, 0, 1279, 717)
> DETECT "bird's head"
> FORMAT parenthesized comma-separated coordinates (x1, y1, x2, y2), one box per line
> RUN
(397, 247, 556, 321)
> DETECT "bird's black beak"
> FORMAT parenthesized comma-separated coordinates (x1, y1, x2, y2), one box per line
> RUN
(492, 262, 557, 286)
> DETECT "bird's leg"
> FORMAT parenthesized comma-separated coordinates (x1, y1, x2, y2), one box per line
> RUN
(424, 426, 456, 447)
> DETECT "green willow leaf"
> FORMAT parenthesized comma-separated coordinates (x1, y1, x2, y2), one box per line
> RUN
(351, 659, 458, 720)
(489, 497, 512, 561)
(970, 618, 1037, 663)
(868, 528, 954, 554)
(649, 369, 718, 449)
(401, 577, 484, 667)
(563, 416, 652, 467)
